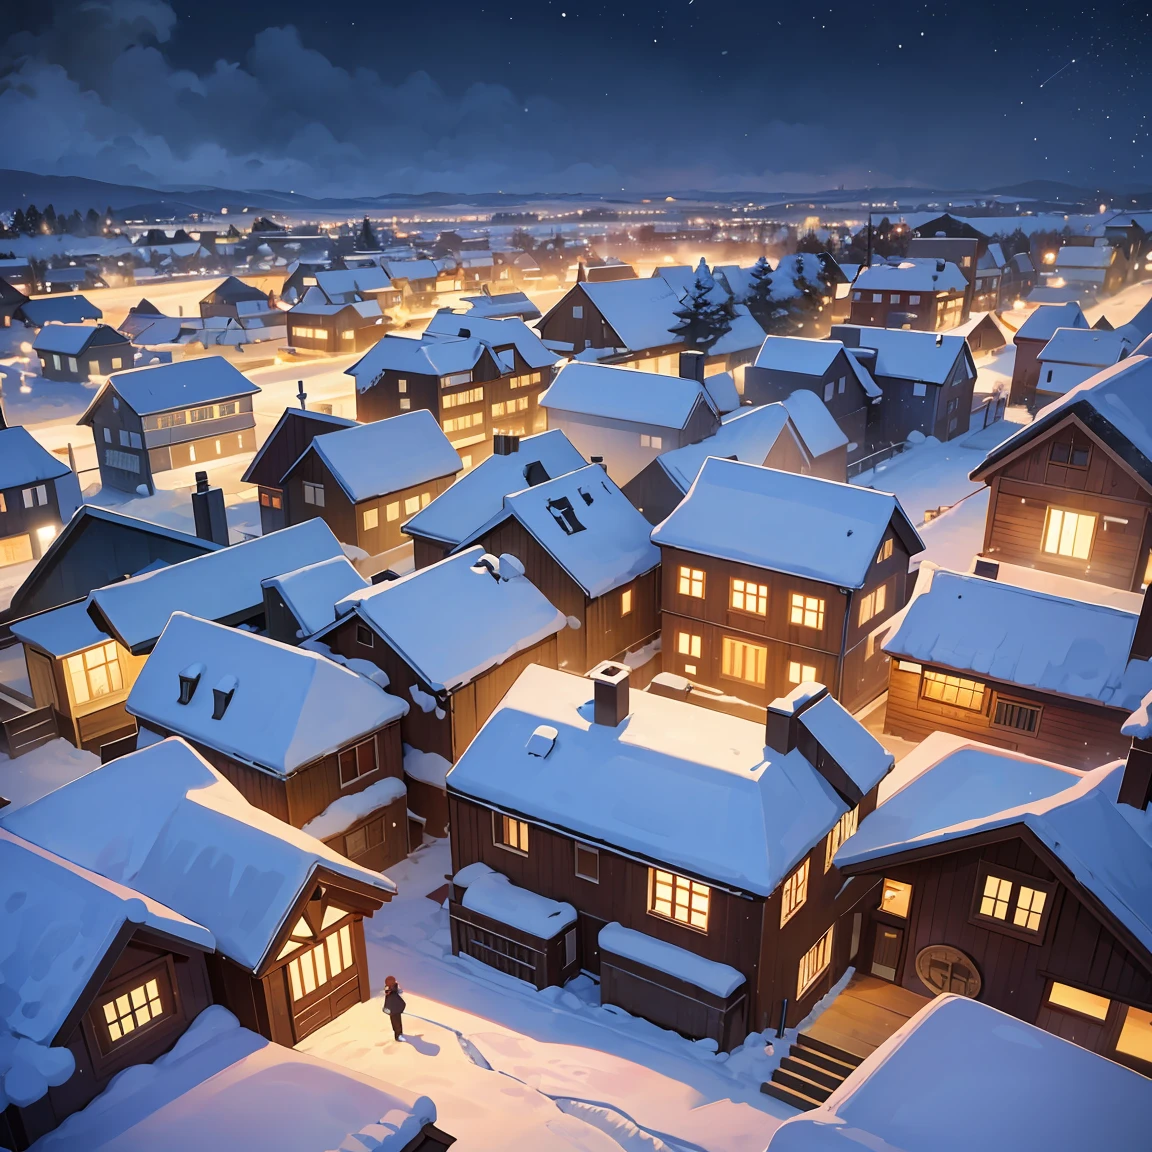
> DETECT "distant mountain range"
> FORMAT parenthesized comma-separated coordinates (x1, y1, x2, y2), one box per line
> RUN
(2, 168, 1150, 219)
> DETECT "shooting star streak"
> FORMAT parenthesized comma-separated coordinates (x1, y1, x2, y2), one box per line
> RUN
(1040, 58, 1076, 88)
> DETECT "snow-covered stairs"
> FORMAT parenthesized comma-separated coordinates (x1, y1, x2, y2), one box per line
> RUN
(760, 1032, 861, 1111)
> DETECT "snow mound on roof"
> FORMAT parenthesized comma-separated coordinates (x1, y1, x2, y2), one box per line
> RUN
(461, 869, 576, 938)
(599, 922, 744, 997)
(0, 425, 72, 490)
(541, 360, 715, 429)
(656, 403, 792, 492)
(262, 555, 369, 639)
(782, 389, 849, 457)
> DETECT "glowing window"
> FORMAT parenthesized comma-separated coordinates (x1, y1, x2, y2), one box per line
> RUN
(858, 582, 888, 626)
(722, 636, 767, 685)
(363, 507, 379, 531)
(102, 976, 164, 1044)
(287, 926, 354, 1002)
(980, 874, 1012, 920)
(678, 566, 705, 598)
(1047, 982, 1110, 1021)
(879, 878, 913, 918)
(730, 577, 768, 615)
(677, 631, 702, 658)
(1043, 507, 1095, 560)
(1014, 885, 1047, 932)
(790, 593, 825, 630)
(649, 868, 709, 931)
(66, 641, 124, 705)
(921, 670, 985, 711)
(876, 538, 893, 563)
(621, 588, 633, 616)
(495, 812, 529, 854)
(780, 859, 809, 926)
(788, 661, 816, 684)
(797, 926, 834, 998)
(824, 808, 859, 872)
(404, 496, 420, 515)
(1116, 1006, 1152, 1064)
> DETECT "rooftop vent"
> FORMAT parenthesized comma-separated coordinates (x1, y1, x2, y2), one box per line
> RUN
(472, 554, 501, 581)
(211, 675, 238, 720)
(588, 660, 630, 727)
(493, 433, 520, 456)
(935, 333, 944, 347)
(524, 459, 550, 486)
(178, 662, 204, 705)
(936, 260, 946, 272)
(526, 724, 558, 758)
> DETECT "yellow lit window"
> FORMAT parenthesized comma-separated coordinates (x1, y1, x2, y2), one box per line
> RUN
(386, 501, 400, 521)
(677, 632, 701, 658)
(1047, 982, 1110, 1021)
(788, 661, 816, 685)
(621, 588, 633, 616)
(1115, 1006, 1152, 1064)
(1043, 507, 1095, 559)
(363, 508, 379, 531)
(66, 641, 124, 705)
(857, 582, 888, 626)
(879, 878, 912, 918)
(920, 669, 985, 710)
(495, 812, 529, 854)
(824, 808, 859, 872)
(790, 593, 825, 630)
(722, 636, 767, 685)
(678, 566, 705, 598)
(102, 977, 164, 1043)
(404, 496, 420, 515)
(876, 538, 893, 563)
(1014, 885, 1047, 932)
(287, 925, 354, 1002)
(731, 577, 768, 615)
(781, 859, 809, 926)
(797, 926, 834, 998)
(649, 868, 710, 931)
(979, 874, 1012, 920)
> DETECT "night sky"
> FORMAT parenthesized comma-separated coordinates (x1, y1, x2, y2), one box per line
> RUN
(2, 0, 1150, 197)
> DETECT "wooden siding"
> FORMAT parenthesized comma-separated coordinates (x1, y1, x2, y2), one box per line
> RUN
(884, 663, 1132, 769)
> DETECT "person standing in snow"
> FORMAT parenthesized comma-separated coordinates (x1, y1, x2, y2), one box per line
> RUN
(383, 975, 406, 1041)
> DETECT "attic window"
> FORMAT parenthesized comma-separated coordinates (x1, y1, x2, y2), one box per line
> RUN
(547, 496, 585, 535)
(211, 675, 238, 720)
(178, 663, 204, 705)
(526, 724, 558, 758)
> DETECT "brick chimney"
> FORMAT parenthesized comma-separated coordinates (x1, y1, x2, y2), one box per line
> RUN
(588, 660, 630, 727)
(191, 472, 229, 546)
(493, 433, 520, 456)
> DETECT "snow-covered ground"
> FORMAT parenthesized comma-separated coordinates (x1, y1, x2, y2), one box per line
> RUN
(299, 838, 837, 1152)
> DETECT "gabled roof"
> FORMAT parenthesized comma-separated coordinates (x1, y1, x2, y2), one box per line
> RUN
(885, 565, 1152, 709)
(261, 555, 369, 639)
(240, 406, 357, 487)
(81, 357, 259, 421)
(460, 290, 541, 320)
(565, 277, 682, 352)
(971, 354, 1152, 485)
(838, 326, 973, 385)
(402, 429, 586, 548)
(201, 276, 268, 304)
(381, 258, 442, 281)
(19, 295, 102, 326)
(652, 457, 922, 588)
(0, 424, 72, 490)
(459, 463, 660, 598)
(1055, 244, 1117, 269)
(781, 390, 851, 458)
(11, 598, 113, 657)
(32, 322, 128, 356)
(1038, 325, 1134, 367)
(291, 409, 461, 503)
(87, 517, 345, 653)
(313, 266, 392, 299)
(1014, 301, 1089, 342)
(2, 739, 394, 972)
(327, 547, 566, 692)
(126, 613, 406, 774)
(854, 260, 968, 293)
(423, 310, 558, 371)
(541, 361, 717, 429)
(447, 665, 891, 896)
(754, 335, 842, 375)
(344, 332, 485, 386)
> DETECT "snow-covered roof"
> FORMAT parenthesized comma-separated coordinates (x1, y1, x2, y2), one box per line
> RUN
(754, 335, 841, 375)
(330, 548, 566, 693)
(781, 390, 850, 458)
(381, 258, 442, 282)
(0, 828, 213, 1047)
(1038, 325, 1134, 366)
(344, 332, 484, 387)
(447, 665, 891, 896)
(652, 457, 921, 589)
(314, 266, 393, 299)
(0, 739, 97, 813)
(0, 424, 72, 490)
(854, 260, 968, 293)
(573, 277, 681, 352)
(19, 295, 102, 326)
(766, 994, 1152, 1152)
(703, 369, 740, 414)
(32, 323, 121, 356)
(88, 518, 346, 653)
(240, 406, 356, 488)
(599, 922, 744, 997)
(461, 464, 660, 598)
(261, 555, 369, 639)
(460, 290, 541, 320)
(1055, 244, 1116, 269)
(403, 430, 586, 548)
(126, 613, 406, 775)
(885, 565, 1152, 710)
(290, 294, 381, 320)
(461, 868, 576, 938)
(1014, 301, 1089, 342)
(709, 303, 767, 355)
(423, 311, 558, 371)
(541, 361, 717, 429)
(295, 409, 461, 503)
(10, 599, 111, 657)
(840, 326, 972, 385)
(90, 358, 259, 418)
(2, 739, 395, 972)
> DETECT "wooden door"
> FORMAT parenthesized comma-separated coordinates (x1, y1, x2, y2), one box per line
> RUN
(871, 923, 904, 982)
(578, 912, 607, 976)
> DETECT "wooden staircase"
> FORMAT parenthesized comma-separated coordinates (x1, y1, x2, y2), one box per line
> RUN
(761, 1030, 862, 1111)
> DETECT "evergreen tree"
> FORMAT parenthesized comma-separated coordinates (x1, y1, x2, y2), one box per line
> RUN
(66, 209, 83, 234)
(43, 204, 57, 234)
(745, 255, 775, 329)
(510, 228, 535, 251)
(12, 208, 26, 234)
(357, 215, 379, 249)
(669, 258, 731, 350)
(104, 206, 115, 231)
(795, 230, 825, 255)
(23, 204, 42, 235)
(85, 207, 101, 235)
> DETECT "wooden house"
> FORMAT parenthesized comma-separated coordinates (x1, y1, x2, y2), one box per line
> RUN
(970, 355, 1152, 592)
(279, 409, 461, 560)
(241, 406, 356, 535)
(314, 266, 402, 313)
(17, 295, 102, 328)
(459, 289, 541, 321)
(0, 274, 29, 326)
(623, 397, 848, 527)
(199, 276, 273, 320)
(125, 612, 410, 869)
(347, 313, 557, 469)
(261, 555, 369, 645)
(78, 358, 260, 494)
(403, 429, 587, 569)
(905, 236, 982, 312)
(835, 732, 1152, 1078)
(540, 359, 721, 486)
(380, 259, 461, 306)
(1034, 326, 1135, 400)
(10, 519, 345, 751)
(0, 829, 214, 1149)
(831, 324, 977, 448)
(0, 423, 82, 570)
(287, 291, 385, 354)
(848, 260, 969, 331)
(947, 310, 1009, 358)
(454, 462, 661, 674)
(1, 738, 395, 1068)
(1008, 302, 1089, 406)
(1050, 242, 1129, 299)
(32, 323, 132, 382)
(313, 547, 567, 836)
(882, 565, 1150, 768)
(651, 458, 923, 713)
(743, 336, 882, 463)
(446, 666, 893, 1047)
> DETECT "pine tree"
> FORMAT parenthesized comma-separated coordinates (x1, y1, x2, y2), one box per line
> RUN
(43, 204, 57, 234)
(357, 216, 379, 249)
(23, 204, 42, 235)
(12, 208, 26, 234)
(745, 255, 775, 328)
(85, 208, 101, 235)
(66, 209, 83, 234)
(669, 259, 731, 350)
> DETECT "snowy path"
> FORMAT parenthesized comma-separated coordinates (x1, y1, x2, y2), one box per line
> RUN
(300, 840, 804, 1152)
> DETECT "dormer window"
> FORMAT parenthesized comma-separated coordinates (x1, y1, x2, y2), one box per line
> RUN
(211, 675, 238, 720)
(178, 663, 204, 705)
(547, 496, 585, 535)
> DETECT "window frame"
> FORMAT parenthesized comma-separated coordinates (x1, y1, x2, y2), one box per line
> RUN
(878, 877, 913, 919)
(969, 861, 1056, 943)
(303, 480, 325, 507)
(824, 808, 859, 872)
(65, 640, 125, 706)
(574, 843, 600, 883)
(337, 736, 378, 789)
(677, 565, 705, 598)
(789, 592, 825, 631)
(730, 576, 768, 617)
(1045, 980, 1111, 1022)
(920, 668, 986, 712)
(647, 867, 710, 933)
(780, 858, 810, 926)
(721, 635, 768, 685)
(620, 587, 633, 617)
(991, 695, 1042, 735)
(88, 955, 178, 1062)
(1042, 506, 1096, 561)
(797, 926, 834, 999)
(493, 811, 530, 856)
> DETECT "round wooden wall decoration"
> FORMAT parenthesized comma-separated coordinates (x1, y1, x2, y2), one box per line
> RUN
(914, 944, 982, 998)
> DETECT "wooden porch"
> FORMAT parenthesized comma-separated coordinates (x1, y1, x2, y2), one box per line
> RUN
(763, 974, 931, 1111)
